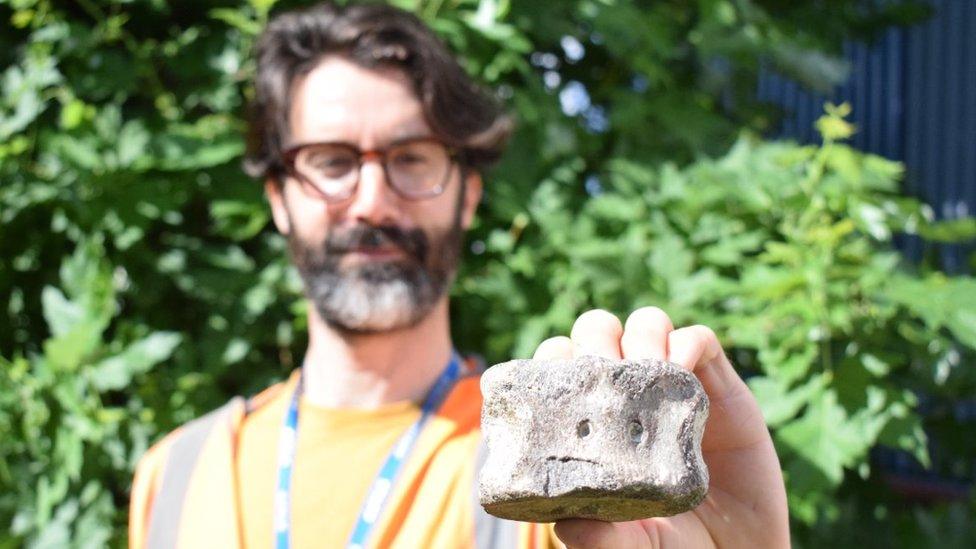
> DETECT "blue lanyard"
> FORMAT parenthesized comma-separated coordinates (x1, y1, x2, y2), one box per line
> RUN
(273, 355, 462, 549)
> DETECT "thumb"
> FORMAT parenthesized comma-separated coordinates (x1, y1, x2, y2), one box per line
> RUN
(554, 519, 658, 549)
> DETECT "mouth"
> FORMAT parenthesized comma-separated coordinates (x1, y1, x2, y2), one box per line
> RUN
(341, 247, 407, 261)
(325, 224, 427, 265)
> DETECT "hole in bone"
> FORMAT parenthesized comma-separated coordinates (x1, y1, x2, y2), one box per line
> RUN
(628, 420, 644, 443)
(577, 419, 591, 438)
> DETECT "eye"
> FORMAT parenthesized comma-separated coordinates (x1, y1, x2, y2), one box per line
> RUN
(298, 146, 358, 179)
(391, 150, 430, 167)
(577, 419, 591, 438)
(311, 154, 355, 173)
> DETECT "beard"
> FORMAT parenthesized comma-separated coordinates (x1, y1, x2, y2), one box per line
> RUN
(287, 216, 463, 334)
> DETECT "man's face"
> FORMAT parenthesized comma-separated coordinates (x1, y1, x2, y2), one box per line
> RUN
(266, 56, 482, 333)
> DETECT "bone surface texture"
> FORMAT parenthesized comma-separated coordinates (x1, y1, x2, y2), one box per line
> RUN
(479, 356, 709, 522)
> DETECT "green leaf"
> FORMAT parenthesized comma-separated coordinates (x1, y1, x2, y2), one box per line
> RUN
(815, 102, 856, 141)
(779, 388, 894, 488)
(41, 287, 84, 338)
(699, 230, 765, 266)
(50, 134, 101, 170)
(222, 337, 250, 364)
(42, 320, 105, 371)
(749, 373, 827, 428)
(152, 118, 245, 170)
(861, 353, 890, 377)
(210, 200, 270, 241)
(779, 390, 866, 486)
(117, 120, 151, 168)
(209, 8, 262, 35)
(883, 274, 976, 349)
(0, 54, 62, 139)
(59, 98, 86, 130)
(248, 0, 279, 18)
(647, 231, 694, 284)
(585, 194, 645, 222)
(851, 202, 891, 241)
(918, 217, 976, 243)
(88, 332, 182, 392)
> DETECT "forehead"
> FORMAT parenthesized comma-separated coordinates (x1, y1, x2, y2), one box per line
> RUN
(288, 56, 431, 146)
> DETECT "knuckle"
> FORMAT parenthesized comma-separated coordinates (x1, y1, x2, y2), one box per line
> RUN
(572, 309, 623, 334)
(672, 325, 722, 361)
(688, 324, 717, 342)
(624, 306, 674, 331)
(539, 335, 571, 347)
(669, 325, 701, 346)
(533, 335, 573, 359)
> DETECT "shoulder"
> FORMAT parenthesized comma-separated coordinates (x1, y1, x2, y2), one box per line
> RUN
(131, 394, 249, 493)
(129, 376, 294, 523)
(128, 396, 245, 548)
(438, 374, 482, 432)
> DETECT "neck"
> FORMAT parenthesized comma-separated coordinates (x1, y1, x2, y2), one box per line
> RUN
(301, 298, 454, 409)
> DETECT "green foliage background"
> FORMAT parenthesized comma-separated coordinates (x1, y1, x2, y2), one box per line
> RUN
(1, 0, 974, 547)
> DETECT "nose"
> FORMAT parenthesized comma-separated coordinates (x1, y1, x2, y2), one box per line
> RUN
(343, 157, 401, 226)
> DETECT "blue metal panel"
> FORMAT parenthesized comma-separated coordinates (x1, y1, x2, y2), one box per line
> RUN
(943, 0, 963, 271)
(756, 2, 976, 490)
(966, 1, 976, 220)
(904, 8, 928, 265)
(757, 0, 976, 272)
(883, 28, 903, 162)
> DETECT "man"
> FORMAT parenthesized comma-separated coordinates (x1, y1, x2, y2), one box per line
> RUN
(129, 2, 789, 548)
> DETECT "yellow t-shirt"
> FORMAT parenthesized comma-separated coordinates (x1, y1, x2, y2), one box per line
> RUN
(234, 373, 554, 549)
(128, 369, 560, 549)
(237, 394, 417, 547)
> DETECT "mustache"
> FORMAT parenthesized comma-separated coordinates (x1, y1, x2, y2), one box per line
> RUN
(324, 223, 428, 261)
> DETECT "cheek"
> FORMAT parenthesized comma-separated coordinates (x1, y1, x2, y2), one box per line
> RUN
(415, 204, 453, 229)
(418, 183, 465, 229)
(283, 181, 332, 243)
(411, 206, 456, 246)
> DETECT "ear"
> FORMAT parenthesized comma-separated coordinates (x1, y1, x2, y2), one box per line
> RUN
(460, 170, 483, 230)
(264, 178, 291, 235)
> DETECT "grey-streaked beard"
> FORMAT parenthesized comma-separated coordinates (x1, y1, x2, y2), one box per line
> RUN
(288, 221, 462, 334)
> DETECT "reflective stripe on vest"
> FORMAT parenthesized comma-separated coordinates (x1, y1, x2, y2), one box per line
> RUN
(472, 439, 521, 549)
(146, 397, 519, 549)
(147, 398, 241, 549)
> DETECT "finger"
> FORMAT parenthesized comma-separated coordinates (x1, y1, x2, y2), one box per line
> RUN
(554, 519, 654, 549)
(667, 327, 791, 547)
(667, 325, 770, 453)
(620, 306, 673, 360)
(570, 309, 623, 359)
(533, 336, 573, 360)
(666, 325, 740, 401)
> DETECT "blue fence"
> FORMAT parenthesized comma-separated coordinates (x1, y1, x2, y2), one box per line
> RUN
(758, 0, 976, 272)
(758, 0, 976, 500)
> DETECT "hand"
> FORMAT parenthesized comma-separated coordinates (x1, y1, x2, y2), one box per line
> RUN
(533, 308, 790, 549)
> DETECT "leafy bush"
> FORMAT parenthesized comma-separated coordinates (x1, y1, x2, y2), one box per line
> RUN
(1, 0, 970, 547)
(0, 238, 178, 546)
(462, 104, 976, 545)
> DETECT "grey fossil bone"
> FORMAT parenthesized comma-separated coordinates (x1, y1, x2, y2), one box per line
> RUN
(478, 356, 709, 522)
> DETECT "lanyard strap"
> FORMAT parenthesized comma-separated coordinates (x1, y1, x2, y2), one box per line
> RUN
(273, 355, 462, 549)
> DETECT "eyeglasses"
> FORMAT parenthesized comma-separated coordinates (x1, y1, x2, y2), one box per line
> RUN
(281, 137, 459, 203)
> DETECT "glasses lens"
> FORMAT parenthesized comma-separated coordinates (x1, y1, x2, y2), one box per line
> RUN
(387, 141, 451, 197)
(294, 144, 359, 198)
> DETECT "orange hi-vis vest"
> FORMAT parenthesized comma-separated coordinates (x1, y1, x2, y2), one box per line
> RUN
(129, 370, 558, 549)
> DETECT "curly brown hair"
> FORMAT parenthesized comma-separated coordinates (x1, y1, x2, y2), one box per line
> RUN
(243, 1, 514, 181)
